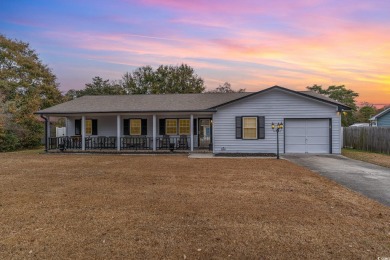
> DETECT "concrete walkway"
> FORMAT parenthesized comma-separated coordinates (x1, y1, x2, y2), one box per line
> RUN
(188, 153, 277, 159)
(283, 154, 390, 207)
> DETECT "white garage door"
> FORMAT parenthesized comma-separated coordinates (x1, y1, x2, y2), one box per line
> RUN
(285, 119, 330, 153)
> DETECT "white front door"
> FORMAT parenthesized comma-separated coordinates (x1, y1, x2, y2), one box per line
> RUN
(285, 119, 330, 153)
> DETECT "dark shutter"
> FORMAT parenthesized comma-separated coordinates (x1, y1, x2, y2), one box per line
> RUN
(141, 119, 147, 135)
(258, 116, 265, 139)
(159, 119, 165, 135)
(75, 119, 81, 135)
(92, 119, 98, 135)
(235, 117, 242, 139)
(123, 119, 130, 135)
(193, 118, 197, 135)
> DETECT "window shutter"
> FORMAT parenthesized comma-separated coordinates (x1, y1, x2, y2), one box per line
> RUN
(75, 119, 81, 135)
(123, 119, 130, 135)
(193, 118, 197, 135)
(141, 119, 147, 135)
(258, 116, 265, 139)
(92, 119, 98, 135)
(235, 117, 242, 139)
(159, 119, 165, 135)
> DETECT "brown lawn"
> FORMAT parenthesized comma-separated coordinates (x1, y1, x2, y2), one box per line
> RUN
(342, 148, 390, 168)
(0, 151, 389, 259)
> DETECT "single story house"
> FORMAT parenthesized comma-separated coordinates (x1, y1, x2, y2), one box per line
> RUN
(36, 86, 350, 154)
(369, 108, 390, 127)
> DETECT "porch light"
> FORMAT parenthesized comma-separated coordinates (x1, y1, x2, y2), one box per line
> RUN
(271, 122, 283, 159)
(271, 122, 283, 129)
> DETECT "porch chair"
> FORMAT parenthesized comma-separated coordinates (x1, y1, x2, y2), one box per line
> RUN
(177, 135, 189, 150)
(159, 135, 171, 149)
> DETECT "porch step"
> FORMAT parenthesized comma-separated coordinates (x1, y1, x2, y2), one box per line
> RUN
(188, 153, 214, 158)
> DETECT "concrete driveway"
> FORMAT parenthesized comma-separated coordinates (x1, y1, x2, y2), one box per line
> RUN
(283, 154, 390, 207)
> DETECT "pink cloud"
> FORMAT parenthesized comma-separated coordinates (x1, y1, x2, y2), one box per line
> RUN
(136, 0, 327, 14)
(40, 10, 390, 105)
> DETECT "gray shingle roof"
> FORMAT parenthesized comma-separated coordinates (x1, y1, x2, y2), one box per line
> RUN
(36, 86, 350, 115)
(37, 92, 252, 114)
(299, 91, 348, 107)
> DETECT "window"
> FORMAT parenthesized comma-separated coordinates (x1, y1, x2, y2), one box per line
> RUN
(165, 119, 177, 135)
(179, 119, 190, 135)
(130, 119, 141, 135)
(75, 119, 81, 135)
(86, 120, 92, 135)
(243, 117, 257, 139)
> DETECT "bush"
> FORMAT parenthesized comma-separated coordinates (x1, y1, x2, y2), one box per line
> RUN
(0, 131, 20, 152)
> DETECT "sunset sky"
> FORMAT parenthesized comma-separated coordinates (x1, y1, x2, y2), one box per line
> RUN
(1, 0, 389, 106)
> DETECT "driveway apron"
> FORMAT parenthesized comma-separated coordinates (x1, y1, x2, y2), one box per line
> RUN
(283, 154, 390, 207)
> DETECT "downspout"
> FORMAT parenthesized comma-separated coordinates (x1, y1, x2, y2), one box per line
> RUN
(40, 114, 48, 152)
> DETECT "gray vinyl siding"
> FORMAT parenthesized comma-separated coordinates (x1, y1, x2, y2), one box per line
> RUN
(378, 113, 390, 127)
(213, 88, 341, 154)
(66, 116, 121, 137)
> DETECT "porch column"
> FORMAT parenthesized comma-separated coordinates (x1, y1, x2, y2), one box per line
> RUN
(46, 116, 51, 149)
(152, 114, 157, 151)
(211, 114, 214, 153)
(117, 115, 121, 151)
(65, 117, 68, 137)
(190, 114, 194, 152)
(81, 115, 86, 151)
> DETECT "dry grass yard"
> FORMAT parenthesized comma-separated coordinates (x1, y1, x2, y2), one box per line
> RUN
(0, 151, 389, 259)
(342, 148, 390, 168)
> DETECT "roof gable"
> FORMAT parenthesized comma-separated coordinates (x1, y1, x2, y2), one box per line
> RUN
(370, 108, 390, 120)
(211, 86, 351, 110)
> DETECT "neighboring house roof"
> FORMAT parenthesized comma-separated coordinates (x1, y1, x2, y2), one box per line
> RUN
(36, 86, 351, 115)
(350, 123, 370, 127)
(370, 108, 390, 120)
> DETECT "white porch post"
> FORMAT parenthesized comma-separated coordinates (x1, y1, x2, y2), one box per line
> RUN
(117, 115, 121, 151)
(46, 116, 50, 149)
(65, 117, 68, 137)
(81, 115, 86, 151)
(212, 114, 214, 153)
(153, 114, 157, 151)
(190, 114, 194, 152)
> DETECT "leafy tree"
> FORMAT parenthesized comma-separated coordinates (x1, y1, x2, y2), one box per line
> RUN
(122, 64, 205, 94)
(0, 34, 63, 150)
(207, 82, 245, 93)
(66, 76, 126, 99)
(121, 66, 156, 94)
(307, 84, 359, 126)
(0, 92, 18, 151)
(67, 64, 206, 98)
(355, 102, 377, 123)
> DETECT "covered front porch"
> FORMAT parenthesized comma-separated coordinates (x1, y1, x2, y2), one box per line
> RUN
(44, 113, 213, 153)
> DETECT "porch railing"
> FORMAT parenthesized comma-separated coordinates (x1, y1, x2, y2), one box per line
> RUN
(48, 136, 191, 151)
(156, 136, 190, 150)
(49, 136, 82, 150)
(120, 137, 153, 150)
(85, 136, 117, 150)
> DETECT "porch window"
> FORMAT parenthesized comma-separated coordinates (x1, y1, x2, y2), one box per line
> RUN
(165, 119, 177, 135)
(243, 117, 257, 139)
(179, 119, 190, 135)
(130, 119, 142, 135)
(86, 120, 92, 135)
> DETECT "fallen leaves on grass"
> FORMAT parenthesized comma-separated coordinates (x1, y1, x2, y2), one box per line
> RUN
(0, 152, 389, 259)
